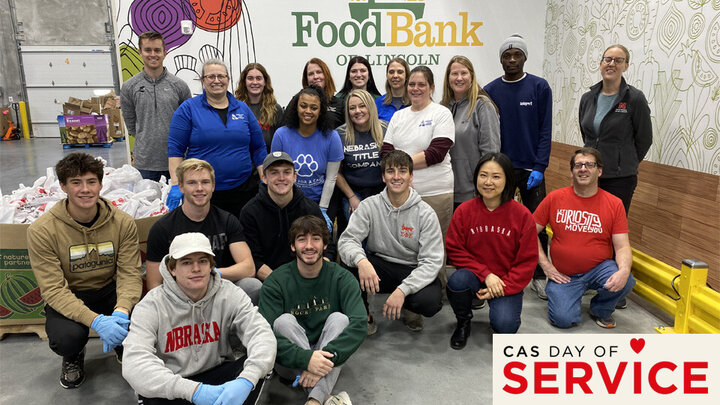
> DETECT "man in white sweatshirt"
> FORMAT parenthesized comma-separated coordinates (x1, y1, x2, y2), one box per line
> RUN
(338, 150, 444, 334)
(122, 233, 276, 405)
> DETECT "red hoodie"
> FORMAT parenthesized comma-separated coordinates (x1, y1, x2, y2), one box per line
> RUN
(446, 198, 538, 295)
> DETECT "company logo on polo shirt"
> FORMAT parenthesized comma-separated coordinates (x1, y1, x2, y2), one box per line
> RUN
(418, 119, 433, 127)
(520, 101, 533, 107)
(231, 113, 244, 120)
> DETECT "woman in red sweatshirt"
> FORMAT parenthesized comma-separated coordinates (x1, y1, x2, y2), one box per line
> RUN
(445, 153, 538, 349)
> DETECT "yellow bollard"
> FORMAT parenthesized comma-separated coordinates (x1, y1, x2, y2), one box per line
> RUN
(18, 101, 30, 139)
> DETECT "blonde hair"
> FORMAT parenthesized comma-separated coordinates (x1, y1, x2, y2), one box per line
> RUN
(235, 63, 280, 127)
(343, 89, 384, 147)
(441, 56, 498, 118)
(176, 158, 215, 184)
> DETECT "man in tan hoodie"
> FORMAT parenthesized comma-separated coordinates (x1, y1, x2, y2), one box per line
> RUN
(27, 153, 142, 389)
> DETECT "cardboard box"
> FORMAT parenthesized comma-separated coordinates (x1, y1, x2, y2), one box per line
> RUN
(0, 215, 162, 326)
(104, 107, 125, 140)
(58, 114, 110, 144)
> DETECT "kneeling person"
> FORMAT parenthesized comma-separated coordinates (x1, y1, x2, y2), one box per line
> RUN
(28, 152, 142, 389)
(533, 147, 635, 329)
(259, 216, 366, 405)
(146, 158, 262, 303)
(338, 150, 444, 334)
(122, 233, 276, 405)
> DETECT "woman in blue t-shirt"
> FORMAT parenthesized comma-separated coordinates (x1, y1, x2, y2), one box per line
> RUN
(271, 85, 343, 228)
(335, 89, 387, 220)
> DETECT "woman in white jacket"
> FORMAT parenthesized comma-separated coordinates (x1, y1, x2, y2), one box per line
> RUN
(122, 233, 276, 405)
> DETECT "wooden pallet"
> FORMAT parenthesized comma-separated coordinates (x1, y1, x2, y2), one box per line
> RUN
(62, 142, 113, 149)
(0, 323, 48, 340)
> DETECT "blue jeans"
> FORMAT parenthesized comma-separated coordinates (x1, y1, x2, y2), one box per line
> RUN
(447, 268, 524, 333)
(340, 191, 362, 221)
(546, 259, 636, 328)
(137, 169, 171, 182)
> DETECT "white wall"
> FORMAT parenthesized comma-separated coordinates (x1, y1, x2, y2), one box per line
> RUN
(543, 0, 720, 175)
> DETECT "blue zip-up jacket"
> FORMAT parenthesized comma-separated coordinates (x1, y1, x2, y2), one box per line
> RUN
(168, 91, 267, 190)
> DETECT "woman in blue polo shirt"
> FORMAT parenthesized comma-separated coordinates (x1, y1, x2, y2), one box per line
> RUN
(167, 59, 267, 217)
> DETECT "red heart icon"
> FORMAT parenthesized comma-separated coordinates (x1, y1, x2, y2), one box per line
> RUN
(630, 338, 645, 354)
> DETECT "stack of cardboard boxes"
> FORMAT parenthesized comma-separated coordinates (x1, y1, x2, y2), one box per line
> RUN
(57, 91, 124, 145)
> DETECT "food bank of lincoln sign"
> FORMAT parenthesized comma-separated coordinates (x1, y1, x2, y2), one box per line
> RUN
(291, 0, 484, 66)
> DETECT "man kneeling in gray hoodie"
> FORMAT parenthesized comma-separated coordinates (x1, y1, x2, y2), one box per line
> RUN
(338, 150, 444, 335)
(122, 233, 276, 405)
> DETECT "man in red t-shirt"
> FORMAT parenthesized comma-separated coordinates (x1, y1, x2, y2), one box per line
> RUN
(533, 147, 635, 329)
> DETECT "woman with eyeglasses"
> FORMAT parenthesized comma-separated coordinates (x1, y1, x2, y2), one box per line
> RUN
(578, 44, 652, 216)
(235, 63, 283, 152)
(167, 59, 267, 216)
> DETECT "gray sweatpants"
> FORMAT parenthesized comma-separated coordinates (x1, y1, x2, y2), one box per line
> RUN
(273, 312, 349, 402)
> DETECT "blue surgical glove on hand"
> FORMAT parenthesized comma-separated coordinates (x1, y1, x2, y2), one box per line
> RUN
(527, 170, 544, 189)
(91, 314, 130, 353)
(166, 184, 183, 211)
(192, 383, 224, 405)
(320, 208, 333, 232)
(112, 310, 130, 330)
(214, 378, 253, 405)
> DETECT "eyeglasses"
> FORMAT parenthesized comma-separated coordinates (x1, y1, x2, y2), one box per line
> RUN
(601, 57, 626, 64)
(573, 162, 598, 169)
(203, 74, 228, 81)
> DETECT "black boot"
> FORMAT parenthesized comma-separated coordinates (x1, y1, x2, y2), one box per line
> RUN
(447, 287, 474, 350)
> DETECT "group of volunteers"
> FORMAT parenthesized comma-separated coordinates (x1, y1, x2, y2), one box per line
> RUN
(26, 30, 652, 405)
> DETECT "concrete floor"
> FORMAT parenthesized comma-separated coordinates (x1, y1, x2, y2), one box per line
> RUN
(0, 139, 674, 404)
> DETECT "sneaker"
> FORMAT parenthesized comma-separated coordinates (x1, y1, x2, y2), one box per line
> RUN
(589, 311, 616, 329)
(615, 298, 628, 309)
(402, 309, 423, 332)
(60, 348, 86, 389)
(471, 297, 486, 310)
(114, 346, 123, 364)
(531, 278, 548, 300)
(367, 313, 377, 336)
(324, 391, 352, 405)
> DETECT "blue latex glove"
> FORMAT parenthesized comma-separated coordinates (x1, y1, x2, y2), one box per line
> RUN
(192, 383, 224, 405)
(166, 184, 183, 211)
(112, 310, 130, 331)
(320, 208, 333, 232)
(527, 170, 544, 189)
(91, 314, 130, 352)
(213, 378, 253, 405)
